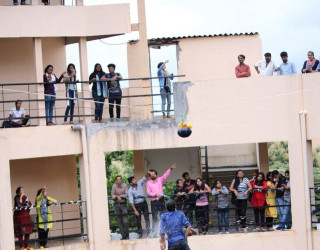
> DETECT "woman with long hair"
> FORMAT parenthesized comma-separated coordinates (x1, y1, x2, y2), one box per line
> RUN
(43, 65, 60, 126)
(36, 187, 57, 248)
(61, 63, 78, 124)
(212, 180, 230, 233)
(89, 63, 107, 122)
(189, 178, 211, 234)
(229, 170, 252, 232)
(301, 51, 319, 73)
(14, 187, 33, 250)
(173, 179, 188, 213)
(265, 171, 277, 231)
(250, 172, 267, 232)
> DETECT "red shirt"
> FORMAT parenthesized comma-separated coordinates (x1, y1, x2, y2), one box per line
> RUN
(235, 64, 251, 78)
(250, 180, 267, 208)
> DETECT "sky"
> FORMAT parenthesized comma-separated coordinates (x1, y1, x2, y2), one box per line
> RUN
(66, 0, 320, 112)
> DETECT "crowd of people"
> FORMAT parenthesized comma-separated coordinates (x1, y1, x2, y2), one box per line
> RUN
(2, 51, 320, 128)
(110, 165, 292, 249)
(13, 186, 57, 250)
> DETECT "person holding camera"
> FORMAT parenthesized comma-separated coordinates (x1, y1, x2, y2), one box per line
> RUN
(157, 60, 174, 119)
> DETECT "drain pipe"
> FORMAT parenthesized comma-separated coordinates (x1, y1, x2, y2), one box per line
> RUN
(72, 125, 94, 249)
(299, 110, 313, 250)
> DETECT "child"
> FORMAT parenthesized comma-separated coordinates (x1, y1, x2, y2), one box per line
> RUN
(212, 180, 230, 233)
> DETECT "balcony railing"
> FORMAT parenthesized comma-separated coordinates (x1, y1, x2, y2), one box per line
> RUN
(13, 200, 87, 249)
(107, 188, 292, 239)
(0, 75, 184, 128)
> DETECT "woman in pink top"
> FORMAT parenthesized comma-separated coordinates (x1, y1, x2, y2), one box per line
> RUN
(189, 178, 211, 234)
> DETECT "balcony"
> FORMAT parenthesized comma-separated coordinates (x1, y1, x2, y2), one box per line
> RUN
(0, 3, 131, 40)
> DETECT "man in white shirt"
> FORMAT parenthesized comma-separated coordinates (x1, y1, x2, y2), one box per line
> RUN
(6, 100, 30, 127)
(254, 53, 279, 76)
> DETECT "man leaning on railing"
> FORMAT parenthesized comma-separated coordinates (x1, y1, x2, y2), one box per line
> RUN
(111, 175, 129, 240)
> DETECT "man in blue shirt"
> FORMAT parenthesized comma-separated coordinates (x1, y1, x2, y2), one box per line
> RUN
(160, 200, 191, 250)
(279, 52, 297, 75)
(128, 173, 150, 238)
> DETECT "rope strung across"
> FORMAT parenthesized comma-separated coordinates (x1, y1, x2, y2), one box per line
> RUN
(12, 200, 85, 211)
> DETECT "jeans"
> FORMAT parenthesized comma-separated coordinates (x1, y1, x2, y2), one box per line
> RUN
(168, 239, 190, 250)
(276, 198, 285, 227)
(45, 94, 56, 123)
(195, 205, 209, 232)
(279, 200, 291, 228)
(6, 115, 30, 128)
(151, 199, 165, 233)
(217, 207, 229, 231)
(135, 201, 150, 235)
(114, 203, 129, 238)
(185, 203, 195, 226)
(253, 208, 265, 227)
(235, 199, 247, 228)
(109, 96, 121, 119)
(38, 228, 49, 247)
(64, 90, 75, 122)
(160, 88, 171, 117)
(93, 95, 105, 121)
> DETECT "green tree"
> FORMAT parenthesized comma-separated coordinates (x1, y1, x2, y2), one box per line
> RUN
(268, 141, 289, 173)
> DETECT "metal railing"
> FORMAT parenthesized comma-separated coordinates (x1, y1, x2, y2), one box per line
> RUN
(13, 200, 87, 248)
(0, 75, 184, 127)
(107, 188, 292, 239)
(310, 187, 320, 228)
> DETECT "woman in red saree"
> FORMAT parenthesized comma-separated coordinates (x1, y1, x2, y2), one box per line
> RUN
(14, 187, 33, 250)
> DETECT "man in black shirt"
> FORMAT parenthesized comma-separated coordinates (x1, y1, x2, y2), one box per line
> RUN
(182, 172, 196, 225)
(272, 170, 287, 230)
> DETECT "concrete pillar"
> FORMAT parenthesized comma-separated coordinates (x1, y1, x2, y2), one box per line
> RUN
(133, 150, 145, 180)
(288, 111, 313, 250)
(127, 0, 152, 121)
(0, 137, 15, 249)
(78, 154, 88, 237)
(33, 37, 46, 126)
(257, 142, 269, 173)
(78, 37, 91, 123)
(86, 133, 110, 248)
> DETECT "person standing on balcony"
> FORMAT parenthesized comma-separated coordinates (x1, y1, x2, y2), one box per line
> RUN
(159, 200, 191, 250)
(229, 170, 252, 232)
(254, 53, 279, 76)
(89, 63, 108, 123)
(212, 180, 230, 234)
(36, 187, 58, 248)
(272, 170, 287, 230)
(14, 187, 32, 250)
(43, 65, 60, 126)
(147, 163, 177, 236)
(265, 171, 277, 231)
(127, 173, 151, 238)
(302, 51, 319, 73)
(235, 55, 251, 78)
(173, 179, 188, 214)
(62, 63, 78, 125)
(279, 170, 291, 230)
(157, 60, 174, 119)
(189, 178, 211, 235)
(182, 172, 196, 226)
(279, 52, 297, 75)
(250, 172, 267, 232)
(105, 64, 122, 122)
(3, 100, 30, 128)
(111, 176, 129, 240)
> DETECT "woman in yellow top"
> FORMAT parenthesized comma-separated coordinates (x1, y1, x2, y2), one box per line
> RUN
(265, 172, 277, 231)
(36, 187, 57, 248)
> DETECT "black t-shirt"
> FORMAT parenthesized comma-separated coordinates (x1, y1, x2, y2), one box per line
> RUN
(174, 187, 188, 207)
(276, 176, 287, 198)
(183, 179, 196, 204)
